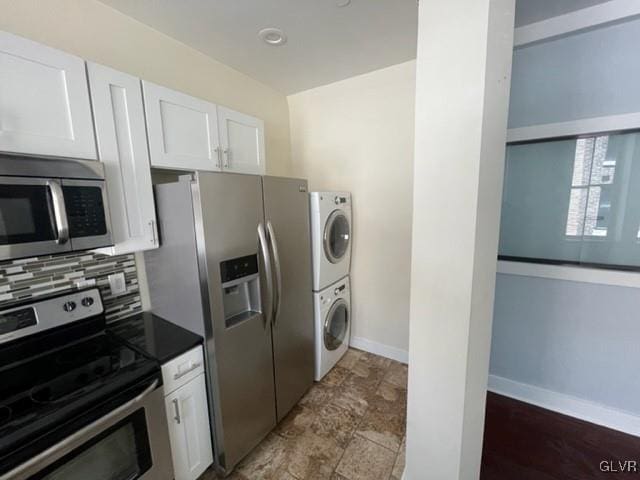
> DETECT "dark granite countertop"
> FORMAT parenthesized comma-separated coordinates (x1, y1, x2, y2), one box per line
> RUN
(108, 311, 203, 364)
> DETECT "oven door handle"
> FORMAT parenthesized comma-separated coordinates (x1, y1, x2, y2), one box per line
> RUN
(1, 379, 159, 480)
(47, 180, 70, 245)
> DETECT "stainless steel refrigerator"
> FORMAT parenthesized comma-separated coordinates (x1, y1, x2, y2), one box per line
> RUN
(144, 172, 314, 474)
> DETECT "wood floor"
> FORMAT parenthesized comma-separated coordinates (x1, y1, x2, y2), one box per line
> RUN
(481, 392, 640, 480)
(200, 349, 639, 479)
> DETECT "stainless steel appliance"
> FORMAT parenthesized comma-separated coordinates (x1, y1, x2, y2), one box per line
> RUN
(0, 154, 113, 260)
(144, 172, 314, 474)
(0, 289, 173, 480)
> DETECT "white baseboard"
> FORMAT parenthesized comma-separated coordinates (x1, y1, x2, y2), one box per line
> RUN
(350, 336, 409, 364)
(488, 374, 640, 437)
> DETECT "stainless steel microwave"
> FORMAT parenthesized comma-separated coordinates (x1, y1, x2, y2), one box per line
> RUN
(0, 154, 113, 260)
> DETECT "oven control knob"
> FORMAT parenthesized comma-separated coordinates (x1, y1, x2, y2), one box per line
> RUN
(81, 297, 94, 307)
(63, 301, 77, 312)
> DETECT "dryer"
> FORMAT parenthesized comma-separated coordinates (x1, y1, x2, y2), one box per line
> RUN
(314, 276, 351, 381)
(309, 192, 352, 291)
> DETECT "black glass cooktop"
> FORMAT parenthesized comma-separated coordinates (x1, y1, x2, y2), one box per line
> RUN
(0, 329, 159, 472)
(108, 311, 203, 364)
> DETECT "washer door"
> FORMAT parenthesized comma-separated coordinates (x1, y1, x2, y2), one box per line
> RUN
(324, 299, 349, 351)
(323, 210, 350, 264)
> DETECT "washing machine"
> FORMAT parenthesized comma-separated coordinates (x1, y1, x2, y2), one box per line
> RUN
(309, 192, 352, 291)
(314, 276, 351, 381)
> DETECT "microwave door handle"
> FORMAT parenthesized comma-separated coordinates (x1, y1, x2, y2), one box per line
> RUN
(2, 379, 159, 480)
(47, 180, 69, 244)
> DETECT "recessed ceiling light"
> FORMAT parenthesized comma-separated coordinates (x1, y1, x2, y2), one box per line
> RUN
(258, 28, 287, 46)
(336, 0, 351, 7)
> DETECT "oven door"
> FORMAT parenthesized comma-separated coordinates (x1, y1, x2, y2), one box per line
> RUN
(0, 177, 72, 260)
(4, 381, 173, 480)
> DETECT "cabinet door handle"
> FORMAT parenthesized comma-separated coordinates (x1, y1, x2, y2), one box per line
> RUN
(172, 398, 181, 424)
(173, 361, 202, 380)
(223, 148, 230, 168)
(214, 146, 221, 169)
(149, 220, 158, 245)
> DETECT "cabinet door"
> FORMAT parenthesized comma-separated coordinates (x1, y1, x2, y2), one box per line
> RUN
(142, 81, 221, 171)
(165, 374, 214, 480)
(88, 63, 158, 255)
(0, 31, 96, 159)
(217, 106, 266, 175)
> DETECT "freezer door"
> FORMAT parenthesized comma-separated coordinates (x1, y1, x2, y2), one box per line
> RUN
(192, 172, 276, 471)
(262, 176, 314, 421)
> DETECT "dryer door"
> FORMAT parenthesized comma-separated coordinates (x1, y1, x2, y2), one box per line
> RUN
(324, 299, 349, 351)
(323, 210, 350, 264)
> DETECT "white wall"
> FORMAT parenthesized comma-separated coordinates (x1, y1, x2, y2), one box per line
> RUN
(492, 274, 640, 416)
(288, 61, 416, 358)
(0, 0, 292, 176)
(492, 15, 640, 434)
(405, 0, 514, 477)
(509, 17, 640, 128)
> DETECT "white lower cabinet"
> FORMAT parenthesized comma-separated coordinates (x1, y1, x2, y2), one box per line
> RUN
(163, 348, 213, 480)
(87, 62, 158, 255)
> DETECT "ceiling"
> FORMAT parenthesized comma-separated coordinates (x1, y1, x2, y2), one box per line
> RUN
(515, 0, 613, 27)
(99, 0, 614, 94)
(98, 0, 418, 95)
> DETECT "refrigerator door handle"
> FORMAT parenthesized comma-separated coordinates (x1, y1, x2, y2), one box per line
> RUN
(266, 221, 283, 326)
(258, 222, 274, 327)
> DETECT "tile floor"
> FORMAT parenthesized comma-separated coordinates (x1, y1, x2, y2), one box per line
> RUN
(202, 348, 407, 480)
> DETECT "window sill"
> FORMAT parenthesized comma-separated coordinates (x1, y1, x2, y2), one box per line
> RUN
(496, 259, 640, 289)
(507, 112, 640, 143)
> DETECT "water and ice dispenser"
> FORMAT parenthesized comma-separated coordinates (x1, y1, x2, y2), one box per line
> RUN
(220, 254, 261, 328)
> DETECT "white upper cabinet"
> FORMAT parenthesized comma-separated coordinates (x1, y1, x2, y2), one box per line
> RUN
(0, 31, 96, 159)
(217, 106, 266, 175)
(88, 63, 158, 255)
(142, 81, 221, 171)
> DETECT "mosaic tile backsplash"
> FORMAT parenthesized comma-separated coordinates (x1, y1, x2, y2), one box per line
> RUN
(0, 252, 142, 323)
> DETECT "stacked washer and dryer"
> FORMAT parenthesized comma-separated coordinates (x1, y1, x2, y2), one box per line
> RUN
(309, 192, 353, 381)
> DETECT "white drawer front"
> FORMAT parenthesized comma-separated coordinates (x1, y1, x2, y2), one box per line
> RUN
(162, 346, 205, 395)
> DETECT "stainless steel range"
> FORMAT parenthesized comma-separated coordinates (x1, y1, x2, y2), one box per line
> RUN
(0, 288, 173, 480)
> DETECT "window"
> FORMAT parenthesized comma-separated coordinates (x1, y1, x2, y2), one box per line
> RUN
(565, 136, 614, 238)
(499, 131, 640, 270)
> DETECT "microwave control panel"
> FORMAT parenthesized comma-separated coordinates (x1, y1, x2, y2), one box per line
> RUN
(63, 186, 107, 237)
